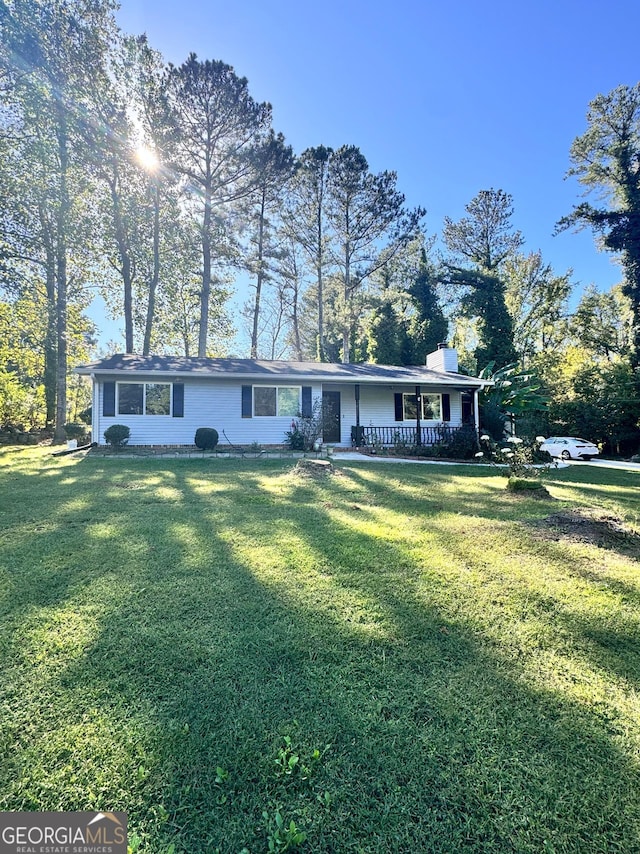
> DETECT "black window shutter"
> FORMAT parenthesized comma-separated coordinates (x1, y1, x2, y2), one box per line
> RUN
(394, 393, 403, 421)
(103, 382, 115, 417)
(241, 385, 252, 418)
(442, 393, 451, 422)
(301, 386, 312, 417)
(172, 383, 184, 417)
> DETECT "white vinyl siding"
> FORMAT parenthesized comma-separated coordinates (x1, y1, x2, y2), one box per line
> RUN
(95, 377, 464, 447)
(97, 379, 322, 446)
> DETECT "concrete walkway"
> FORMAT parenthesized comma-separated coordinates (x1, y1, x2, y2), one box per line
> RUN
(567, 458, 640, 473)
(334, 451, 640, 473)
(332, 452, 493, 467)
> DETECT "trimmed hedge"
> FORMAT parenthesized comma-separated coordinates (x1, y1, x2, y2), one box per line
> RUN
(195, 427, 219, 450)
(104, 424, 130, 448)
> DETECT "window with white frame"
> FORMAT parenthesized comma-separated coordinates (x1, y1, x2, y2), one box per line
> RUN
(118, 382, 171, 416)
(253, 386, 300, 417)
(402, 392, 442, 421)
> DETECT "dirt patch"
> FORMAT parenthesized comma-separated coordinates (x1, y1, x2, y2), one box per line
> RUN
(291, 459, 337, 479)
(529, 508, 640, 555)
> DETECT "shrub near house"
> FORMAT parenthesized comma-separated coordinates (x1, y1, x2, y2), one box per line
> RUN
(104, 424, 130, 449)
(195, 428, 219, 450)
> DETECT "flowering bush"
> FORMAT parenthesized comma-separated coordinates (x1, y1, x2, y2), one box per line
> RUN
(476, 434, 553, 479)
(284, 400, 325, 451)
(285, 420, 306, 450)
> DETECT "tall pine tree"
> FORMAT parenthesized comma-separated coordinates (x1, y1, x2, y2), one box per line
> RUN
(407, 249, 448, 364)
(443, 189, 519, 370)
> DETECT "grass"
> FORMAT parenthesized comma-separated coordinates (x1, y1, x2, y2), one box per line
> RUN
(0, 446, 639, 853)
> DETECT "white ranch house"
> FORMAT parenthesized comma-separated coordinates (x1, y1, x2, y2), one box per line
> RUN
(75, 346, 487, 448)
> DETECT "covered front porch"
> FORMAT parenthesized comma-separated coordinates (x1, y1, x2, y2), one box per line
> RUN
(350, 423, 472, 448)
(337, 381, 480, 448)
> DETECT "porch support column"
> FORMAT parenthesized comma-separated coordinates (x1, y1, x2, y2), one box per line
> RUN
(415, 384, 422, 446)
(91, 373, 98, 445)
(473, 388, 480, 436)
(352, 383, 363, 446)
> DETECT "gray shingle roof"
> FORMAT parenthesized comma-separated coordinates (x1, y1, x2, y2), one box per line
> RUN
(74, 354, 486, 387)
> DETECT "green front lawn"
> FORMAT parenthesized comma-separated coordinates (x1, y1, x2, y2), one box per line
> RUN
(1, 447, 639, 853)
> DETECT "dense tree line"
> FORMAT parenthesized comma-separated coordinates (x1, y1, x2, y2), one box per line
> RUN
(0, 0, 639, 452)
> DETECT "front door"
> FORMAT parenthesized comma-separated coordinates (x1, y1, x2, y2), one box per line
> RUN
(322, 391, 341, 443)
(461, 392, 475, 425)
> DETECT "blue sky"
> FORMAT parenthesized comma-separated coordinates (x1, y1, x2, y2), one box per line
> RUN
(94, 0, 640, 351)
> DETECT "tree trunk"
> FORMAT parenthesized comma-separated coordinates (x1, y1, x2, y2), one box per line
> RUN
(250, 188, 267, 359)
(317, 205, 324, 361)
(342, 232, 351, 363)
(39, 204, 57, 427)
(109, 173, 135, 353)
(53, 103, 69, 444)
(623, 247, 640, 372)
(291, 279, 302, 360)
(143, 179, 160, 355)
(44, 275, 57, 428)
(198, 181, 213, 357)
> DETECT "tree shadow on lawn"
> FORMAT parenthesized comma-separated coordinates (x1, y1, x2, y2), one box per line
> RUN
(515, 540, 640, 688)
(558, 609, 640, 689)
(334, 463, 557, 525)
(338, 460, 640, 526)
(2, 457, 640, 852)
(545, 466, 640, 520)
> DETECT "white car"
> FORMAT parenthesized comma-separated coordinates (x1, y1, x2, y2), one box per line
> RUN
(539, 437, 600, 461)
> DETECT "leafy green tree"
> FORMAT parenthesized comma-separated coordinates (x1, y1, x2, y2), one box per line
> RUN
(503, 251, 572, 365)
(363, 241, 445, 366)
(0, 0, 114, 441)
(443, 189, 523, 272)
(0, 287, 93, 429)
(271, 230, 307, 359)
(0, 295, 46, 427)
(299, 273, 354, 363)
(462, 270, 518, 368)
(84, 33, 181, 356)
(570, 283, 633, 361)
(443, 189, 520, 370)
(558, 84, 640, 369)
(1, 0, 116, 439)
(85, 62, 143, 354)
(149, 223, 233, 357)
(478, 362, 549, 441)
(366, 294, 406, 365)
(0, 97, 58, 423)
(551, 358, 640, 455)
(407, 248, 448, 364)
